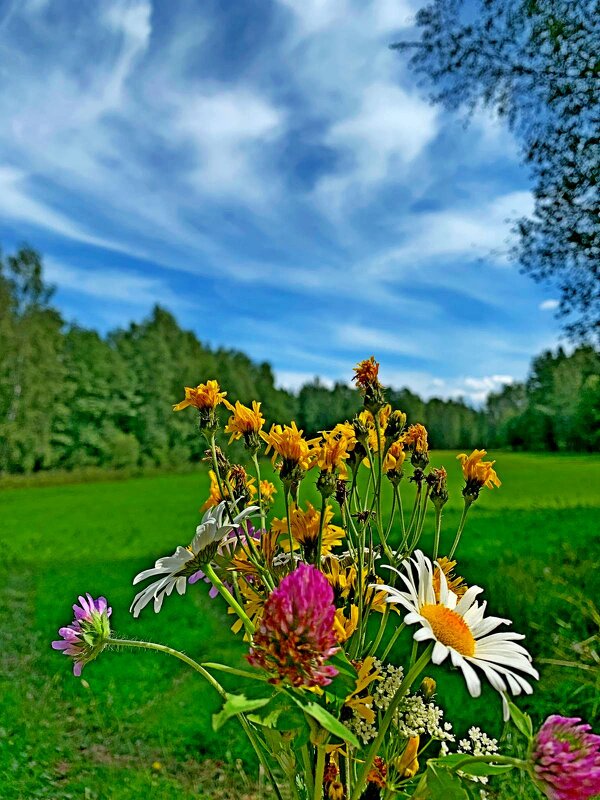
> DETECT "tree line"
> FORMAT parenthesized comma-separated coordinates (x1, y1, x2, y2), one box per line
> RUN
(0, 247, 598, 474)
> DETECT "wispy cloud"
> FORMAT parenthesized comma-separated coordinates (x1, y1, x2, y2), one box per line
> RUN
(0, 0, 561, 401)
(540, 299, 559, 311)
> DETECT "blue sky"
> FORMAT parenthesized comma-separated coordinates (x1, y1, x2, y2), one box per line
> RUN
(0, 0, 562, 403)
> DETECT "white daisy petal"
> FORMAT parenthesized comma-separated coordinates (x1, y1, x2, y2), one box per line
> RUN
(432, 640, 449, 664)
(451, 650, 482, 697)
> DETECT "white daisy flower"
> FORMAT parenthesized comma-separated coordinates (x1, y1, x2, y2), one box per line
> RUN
(130, 500, 259, 617)
(376, 550, 538, 720)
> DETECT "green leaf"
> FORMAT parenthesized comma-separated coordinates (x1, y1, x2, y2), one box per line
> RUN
(212, 692, 272, 731)
(424, 764, 469, 800)
(430, 754, 514, 777)
(508, 700, 533, 740)
(289, 695, 359, 748)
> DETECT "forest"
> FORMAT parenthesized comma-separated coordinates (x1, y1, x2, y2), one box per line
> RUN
(1, 246, 598, 474)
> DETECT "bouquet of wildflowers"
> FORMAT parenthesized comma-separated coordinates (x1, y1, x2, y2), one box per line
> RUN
(53, 358, 600, 799)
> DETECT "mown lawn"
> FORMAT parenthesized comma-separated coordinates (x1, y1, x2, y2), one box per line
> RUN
(1, 451, 598, 799)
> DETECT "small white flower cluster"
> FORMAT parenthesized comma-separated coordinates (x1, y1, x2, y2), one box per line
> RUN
(441, 727, 499, 785)
(346, 660, 454, 745)
(395, 693, 455, 742)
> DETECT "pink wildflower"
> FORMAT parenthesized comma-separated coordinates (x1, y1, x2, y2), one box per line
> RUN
(52, 594, 111, 676)
(533, 715, 600, 800)
(247, 563, 339, 688)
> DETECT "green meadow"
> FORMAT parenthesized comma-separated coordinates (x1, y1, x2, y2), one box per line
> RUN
(1, 452, 599, 799)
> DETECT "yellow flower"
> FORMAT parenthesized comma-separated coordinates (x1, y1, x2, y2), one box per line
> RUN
(404, 423, 428, 454)
(383, 439, 406, 473)
(172, 380, 226, 412)
(201, 469, 226, 510)
(272, 501, 345, 559)
(322, 558, 357, 601)
(229, 578, 265, 636)
(316, 429, 352, 477)
(223, 399, 265, 444)
(259, 479, 277, 506)
(333, 605, 359, 643)
(345, 656, 381, 724)
(395, 736, 419, 778)
(457, 449, 501, 490)
(432, 557, 467, 600)
(261, 421, 320, 471)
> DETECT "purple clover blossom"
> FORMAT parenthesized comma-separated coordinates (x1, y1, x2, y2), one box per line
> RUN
(52, 594, 112, 676)
(533, 715, 600, 800)
(247, 563, 339, 688)
(189, 524, 261, 598)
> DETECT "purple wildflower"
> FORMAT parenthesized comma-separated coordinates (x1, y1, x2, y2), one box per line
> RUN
(532, 715, 600, 800)
(52, 594, 111, 676)
(247, 563, 339, 688)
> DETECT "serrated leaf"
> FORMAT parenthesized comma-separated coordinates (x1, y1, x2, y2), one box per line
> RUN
(212, 693, 272, 731)
(508, 700, 533, 740)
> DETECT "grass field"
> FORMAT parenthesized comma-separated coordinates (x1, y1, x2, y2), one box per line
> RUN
(1, 452, 599, 799)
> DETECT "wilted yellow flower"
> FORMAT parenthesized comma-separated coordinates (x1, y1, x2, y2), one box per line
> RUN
(353, 356, 380, 389)
(223, 399, 265, 446)
(173, 380, 226, 412)
(395, 736, 419, 778)
(457, 449, 501, 490)
(272, 501, 345, 560)
(201, 467, 256, 511)
(404, 423, 428, 454)
(261, 422, 320, 471)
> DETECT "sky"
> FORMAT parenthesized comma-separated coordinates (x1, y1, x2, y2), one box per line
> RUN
(0, 0, 563, 404)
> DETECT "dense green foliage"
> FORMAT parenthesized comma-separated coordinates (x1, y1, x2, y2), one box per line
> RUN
(1, 453, 598, 798)
(394, 0, 600, 341)
(0, 246, 598, 475)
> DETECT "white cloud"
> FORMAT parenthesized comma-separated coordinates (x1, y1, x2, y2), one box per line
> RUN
(275, 370, 334, 391)
(175, 88, 285, 199)
(334, 323, 432, 357)
(45, 258, 194, 310)
(540, 299, 559, 311)
(315, 83, 438, 213)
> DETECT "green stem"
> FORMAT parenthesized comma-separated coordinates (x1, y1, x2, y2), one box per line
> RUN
(108, 638, 226, 697)
(432, 507, 442, 561)
(395, 483, 406, 544)
(316, 492, 327, 567)
(351, 644, 433, 800)
(204, 563, 255, 635)
(109, 638, 283, 800)
(252, 452, 267, 532)
(366, 606, 389, 658)
(448, 497, 473, 559)
(301, 744, 315, 798)
(313, 745, 327, 800)
(380, 622, 406, 661)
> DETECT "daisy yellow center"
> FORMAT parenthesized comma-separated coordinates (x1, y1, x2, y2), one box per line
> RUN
(419, 604, 476, 657)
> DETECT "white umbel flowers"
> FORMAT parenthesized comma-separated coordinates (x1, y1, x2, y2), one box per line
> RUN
(376, 550, 538, 719)
(130, 500, 259, 617)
